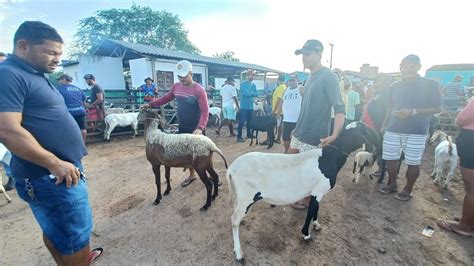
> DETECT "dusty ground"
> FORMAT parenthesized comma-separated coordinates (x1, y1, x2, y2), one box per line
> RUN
(1, 129, 473, 265)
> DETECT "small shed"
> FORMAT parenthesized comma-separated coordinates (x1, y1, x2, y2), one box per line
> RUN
(425, 64, 474, 87)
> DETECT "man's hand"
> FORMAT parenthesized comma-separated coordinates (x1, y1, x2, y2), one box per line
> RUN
(47, 159, 81, 188)
(141, 104, 150, 109)
(193, 128, 203, 135)
(393, 109, 412, 119)
(319, 135, 337, 148)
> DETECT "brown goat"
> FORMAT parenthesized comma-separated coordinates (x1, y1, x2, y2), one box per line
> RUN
(138, 108, 228, 211)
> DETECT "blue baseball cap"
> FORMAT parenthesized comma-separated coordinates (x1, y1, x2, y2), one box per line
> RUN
(295, 39, 324, 55)
(401, 54, 420, 64)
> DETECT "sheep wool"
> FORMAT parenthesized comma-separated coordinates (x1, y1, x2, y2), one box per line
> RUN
(146, 120, 220, 160)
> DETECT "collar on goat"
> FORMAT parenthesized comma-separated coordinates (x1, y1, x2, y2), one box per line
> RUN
(319, 143, 350, 157)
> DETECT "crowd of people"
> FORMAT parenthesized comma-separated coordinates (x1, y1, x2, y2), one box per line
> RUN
(0, 20, 473, 265)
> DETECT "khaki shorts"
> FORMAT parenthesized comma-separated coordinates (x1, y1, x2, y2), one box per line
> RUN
(290, 136, 319, 153)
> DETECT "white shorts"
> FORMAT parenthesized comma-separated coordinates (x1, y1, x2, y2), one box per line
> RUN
(290, 136, 318, 153)
(382, 131, 427, 166)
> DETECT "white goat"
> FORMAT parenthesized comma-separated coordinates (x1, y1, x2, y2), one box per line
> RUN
(429, 130, 458, 188)
(209, 106, 222, 126)
(105, 107, 127, 115)
(226, 121, 379, 262)
(104, 112, 139, 141)
(253, 100, 265, 116)
(352, 143, 379, 183)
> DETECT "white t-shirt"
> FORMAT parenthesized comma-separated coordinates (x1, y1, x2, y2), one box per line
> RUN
(282, 86, 302, 123)
(220, 84, 237, 108)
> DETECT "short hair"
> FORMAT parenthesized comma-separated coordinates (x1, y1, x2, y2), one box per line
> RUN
(0, 52, 6, 57)
(13, 21, 63, 47)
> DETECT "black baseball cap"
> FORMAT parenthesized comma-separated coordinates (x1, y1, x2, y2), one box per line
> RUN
(226, 77, 235, 82)
(295, 39, 324, 55)
(83, 74, 95, 80)
(401, 54, 421, 65)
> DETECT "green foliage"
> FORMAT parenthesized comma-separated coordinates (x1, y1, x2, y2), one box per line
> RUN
(213, 50, 240, 62)
(48, 71, 64, 87)
(71, 4, 200, 56)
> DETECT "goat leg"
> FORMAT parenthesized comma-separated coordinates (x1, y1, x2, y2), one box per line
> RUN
(163, 166, 171, 196)
(152, 164, 162, 205)
(207, 166, 219, 201)
(302, 195, 318, 240)
(197, 169, 213, 211)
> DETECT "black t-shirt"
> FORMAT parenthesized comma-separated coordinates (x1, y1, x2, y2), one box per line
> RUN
(366, 88, 390, 131)
(90, 84, 104, 106)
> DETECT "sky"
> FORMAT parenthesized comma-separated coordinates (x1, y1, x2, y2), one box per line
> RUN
(1, 0, 473, 74)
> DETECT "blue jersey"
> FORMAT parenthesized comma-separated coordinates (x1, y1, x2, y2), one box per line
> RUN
(57, 84, 86, 116)
(140, 83, 157, 96)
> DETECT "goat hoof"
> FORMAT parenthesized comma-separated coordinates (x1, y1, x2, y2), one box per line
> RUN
(153, 199, 160, 205)
(211, 195, 218, 201)
(303, 235, 312, 241)
(200, 205, 209, 211)
(163, 190, 170, 196)
(236, 258, 245, 264)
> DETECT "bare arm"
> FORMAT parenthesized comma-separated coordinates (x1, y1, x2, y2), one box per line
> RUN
(233, 96, 240, 111)
(320, 113, 345, 147)
(0, 112, 80, 186)
(273, 98, 282, 114)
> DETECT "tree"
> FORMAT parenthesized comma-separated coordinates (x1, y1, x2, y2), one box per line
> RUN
(71, 4, 200, 56)
(213, 50, 240, 62)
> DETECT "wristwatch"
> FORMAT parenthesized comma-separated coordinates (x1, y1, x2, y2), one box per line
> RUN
(411, 109, 417, 117)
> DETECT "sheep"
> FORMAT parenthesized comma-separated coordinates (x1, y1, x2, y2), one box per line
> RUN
(226, 121, 379, 262)
(103, 112, 139, 141)
(352, 143, 380, 183)
(208, 106, 222, 126)
(248, 115, 277, 149)
(253, 100, 265, 116)
(429, 130, 458, 188)
(138, 108, 228, 210)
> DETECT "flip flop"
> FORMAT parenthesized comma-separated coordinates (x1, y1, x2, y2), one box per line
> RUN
(378, 186, 398, 194)
(180, 177, 197, 187)
(394, 192, 413, 201)
(291, 202, 308, 210)
(437, 219, 474, 237)
(89, 247, 104, 264)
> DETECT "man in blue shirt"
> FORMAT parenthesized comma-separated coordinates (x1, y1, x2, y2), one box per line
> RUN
(237, 70, 258, 142)
(57, 73, 87, 142)
(379, 55, 442, 201)
(139, 77, 158, 101)
(0, 21, 102, 264)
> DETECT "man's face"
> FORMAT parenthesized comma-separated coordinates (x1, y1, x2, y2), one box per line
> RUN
(178, 72, 193, 85)
(0, 55, 6, 62)
(85, 79, 94, 86)
(59, 78, 69, 85)
(18, 39, 62, 73)
(247, 72, 254, 82)
(302, 51, 321, 69)
(400, 60, 420, 78)
(146, 79, 152, 85)
(288, 78, 298, 88)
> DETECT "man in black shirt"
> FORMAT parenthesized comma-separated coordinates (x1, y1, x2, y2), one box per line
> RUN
(84, 74, 105, 121)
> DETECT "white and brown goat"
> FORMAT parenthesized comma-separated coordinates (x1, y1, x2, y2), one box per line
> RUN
(429, 130, 458, 188)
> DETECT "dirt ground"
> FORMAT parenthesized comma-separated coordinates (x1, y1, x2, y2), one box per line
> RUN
(1, 129, 473, 265)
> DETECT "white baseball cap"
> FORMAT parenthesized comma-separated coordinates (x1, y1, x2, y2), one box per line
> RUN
(175, 60, 193, 77)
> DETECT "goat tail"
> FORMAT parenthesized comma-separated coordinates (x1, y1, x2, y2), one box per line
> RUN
(213, 147, 228, 169)
(448, 136, 453, 156)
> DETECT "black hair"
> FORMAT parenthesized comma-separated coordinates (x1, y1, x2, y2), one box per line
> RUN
(13, 21, 63, 47)
(0, 52, 5, 57)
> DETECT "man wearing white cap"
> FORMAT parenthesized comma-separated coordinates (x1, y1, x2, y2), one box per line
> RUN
(144, 60, 210, 187)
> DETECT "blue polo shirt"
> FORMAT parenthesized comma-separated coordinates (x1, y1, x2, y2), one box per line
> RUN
(139, 83, 157, 96)
(239, 81, 258, 110)
(0, 54, 87, 179)
(57, 84, 86, 116)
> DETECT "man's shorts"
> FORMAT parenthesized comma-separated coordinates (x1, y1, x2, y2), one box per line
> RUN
(73, 115, 87, 130)
(223, 106, 236, 120)
(14, 163, 93, 255)
(382, 131, 427, 166)
(282, 122, 296, 141)
(290, 135, 318, 152)
(456, 128, 474, 169)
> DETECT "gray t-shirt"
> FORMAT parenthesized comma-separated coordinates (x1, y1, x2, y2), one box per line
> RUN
(293, 67, 345, 146)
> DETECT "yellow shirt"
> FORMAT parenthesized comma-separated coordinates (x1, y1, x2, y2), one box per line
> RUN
(272, 83, 287, 114)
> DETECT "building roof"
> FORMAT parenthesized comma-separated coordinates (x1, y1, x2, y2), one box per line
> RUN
(61, 60, 79, 67)
(427, 64, 474, 71)
(90, 39, 283, 75)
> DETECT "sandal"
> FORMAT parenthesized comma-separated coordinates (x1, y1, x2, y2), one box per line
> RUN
(394, 192, 413, 201)
(180, 177, 197, 187)
(89, 247, 104, 264)
(437, 219, 474, 237)
(378, 185, 397, 194)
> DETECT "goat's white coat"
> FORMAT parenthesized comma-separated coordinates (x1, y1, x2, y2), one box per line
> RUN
(429, 131, 458, 188)
(146, 120, 220, 160)
(253, 100, 265, 116)
(104, 112, 139, 140)
(353, 151, 376, 183)
(226, 149, 331, 261)
(209, 106, 221, 126)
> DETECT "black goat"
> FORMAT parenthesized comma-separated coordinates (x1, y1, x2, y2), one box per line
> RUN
(248, 115, 277, 149)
